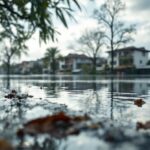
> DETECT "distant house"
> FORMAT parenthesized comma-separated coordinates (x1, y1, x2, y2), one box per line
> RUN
(58, 53, 106, 73)
(59, 53, 92, 73)
(20, 61, 35, 74)
(59, 60, 66, 72)
(19, 59, 43, 74)
(107, 46, 150, 74)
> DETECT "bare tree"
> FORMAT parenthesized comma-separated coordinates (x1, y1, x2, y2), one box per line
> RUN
(0, 36, 27, 88)
(94, 0, 135, 74)
(77, 29, 105, 74)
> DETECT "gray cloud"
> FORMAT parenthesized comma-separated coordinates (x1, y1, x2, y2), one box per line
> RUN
(129, 0, 150, 11)
(22, 0, 150, 61)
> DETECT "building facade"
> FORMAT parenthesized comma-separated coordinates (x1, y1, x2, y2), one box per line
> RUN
(59, 53, 92, 73)
(107, 47, 150, 73)
(59, 53, 106, 73)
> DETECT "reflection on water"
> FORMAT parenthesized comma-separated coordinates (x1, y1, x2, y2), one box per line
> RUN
(0, 75, 150, 149)
(110, 77, 114, 120)
(18, 137, 60, 150)
(0, 75, 150, 119)
(0, 75, 150, 120)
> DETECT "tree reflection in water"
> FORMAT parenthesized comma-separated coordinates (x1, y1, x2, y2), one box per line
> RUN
(2, 76, 11, 89)
(110, 76, 114, 120)
(79, 75, 102, 114)
(43, 75, 59, 97)
(18, 137, 60, 150)
(91, 76, 101, 114)
(6, 77, 10, 89)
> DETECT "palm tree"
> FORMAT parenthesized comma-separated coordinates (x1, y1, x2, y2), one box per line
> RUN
(44, 47, 60, 74)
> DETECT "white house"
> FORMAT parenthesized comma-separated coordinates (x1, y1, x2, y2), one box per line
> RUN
(65, 53, 92, 73)
(20, 61, 35, 74)
(107, 46, 150, 70)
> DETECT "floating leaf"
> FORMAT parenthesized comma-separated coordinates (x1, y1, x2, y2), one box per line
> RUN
(17, 112, 93, 138)
(73, 115, 90, 122)
(5, 91, 17, 99)
(137, 121, 150, 130)
(28, 95, 34, 98)
(0, 139, 14, 150)
(4, 90, 33, 100)
(134, 99, 145, 107)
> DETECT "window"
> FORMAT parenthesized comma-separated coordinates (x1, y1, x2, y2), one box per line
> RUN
(62, 65, 66, 69)
(120, 58, 133, 65)
(140, 60, 142, 64)
(125, 52, 129, 56)
(142, 52, 145, 56)
(121, 52, 124, 56)
(110, 61, 116, 65)
(113, 53, 117, 57)
(77, 63, 82, 69)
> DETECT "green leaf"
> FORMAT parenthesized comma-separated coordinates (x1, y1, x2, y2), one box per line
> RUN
(73, 0, 81, 10)
(56, 8, 68, 27)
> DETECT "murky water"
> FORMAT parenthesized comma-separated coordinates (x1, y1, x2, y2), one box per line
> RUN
(0, 75, 150, 149)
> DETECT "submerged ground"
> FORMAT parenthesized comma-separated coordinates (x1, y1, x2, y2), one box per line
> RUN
(0, 75, 150, 150)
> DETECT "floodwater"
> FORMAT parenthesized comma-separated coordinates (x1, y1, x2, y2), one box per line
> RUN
(0, 75, 150, 150)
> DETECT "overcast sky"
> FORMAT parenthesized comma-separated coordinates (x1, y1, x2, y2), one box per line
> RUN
(21, 0, 150, 62)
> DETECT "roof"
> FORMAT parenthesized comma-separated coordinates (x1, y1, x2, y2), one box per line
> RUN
(107, 46, 150, 53)
(66, 53, 89, 59)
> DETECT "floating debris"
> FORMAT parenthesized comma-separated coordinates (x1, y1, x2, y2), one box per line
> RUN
(4, 90, 17, 99)
(17, 112, 101, 138)
(134, 99, 145, 107)
(0, 139, 14, 150)
(137, 121, 150, 130)
(4, 90, 33, 100)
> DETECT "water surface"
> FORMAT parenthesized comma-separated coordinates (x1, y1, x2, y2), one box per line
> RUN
(0, 75, 149, 149)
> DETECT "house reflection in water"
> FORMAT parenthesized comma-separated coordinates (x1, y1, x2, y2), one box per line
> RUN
(112, 81, 149, 96)
(61, 75, 106, 91)
(108, 79, 150, 121)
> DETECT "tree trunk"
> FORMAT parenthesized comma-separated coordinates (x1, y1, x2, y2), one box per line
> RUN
(110, 22, 114, 75)
(110, 76, 114, 120)
(92, 57, 97, 74)
(51, 58, 57, 75)
(6, 59, 10, 89)
(111, 42, 114, 75)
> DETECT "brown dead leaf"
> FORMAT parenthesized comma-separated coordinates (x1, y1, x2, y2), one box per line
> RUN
(5, 90, 33, 100)
(17, 112, 92, 138)
(137, 121, 150, 130)
(28, 95, 33, 98)
(0, 139, 14, 150)
(134, 99, 145, 107)
(87, 123, 101, 129)
(11, 90, 17, 94)
(5, 90, 17, 99)
(17, 112, 72, 137)
(73, 115, 90, 122)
